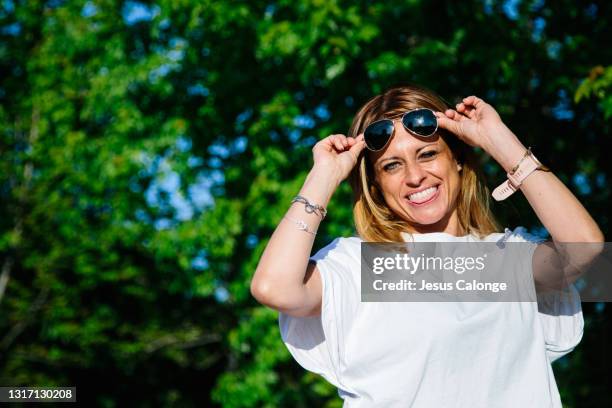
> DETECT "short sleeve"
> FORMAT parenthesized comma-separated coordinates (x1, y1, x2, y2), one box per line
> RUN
(506, 226, 584, 363)
(278, 237, 360, 394)
(536, 284, 584, 363)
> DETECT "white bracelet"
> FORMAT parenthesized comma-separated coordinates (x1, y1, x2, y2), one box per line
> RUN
(492, 147, 549, 201)
(284, 216, 317, 235)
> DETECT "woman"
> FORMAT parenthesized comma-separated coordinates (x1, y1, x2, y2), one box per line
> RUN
(251, 85, 603, 407)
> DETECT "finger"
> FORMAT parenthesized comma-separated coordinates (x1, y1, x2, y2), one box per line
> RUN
(444, 109, 469, 122)
(347, 136, 360, 146)
(462, 96, 474, 104)
(457, 103, 476, 118)
(464, 107, 477, 119)
(330, 134, 345, 151)
(444, 108, 458, 119)
(322, 134, 339, 151)
(348, 136, 367, 159)
(435, 114, 463, 137)
(347, 133, 364, 148)
(460, 104, 476, 119)
(351, 137, 366, 151)
(434, 111, 448, 121)
(463, 95, 484, 107)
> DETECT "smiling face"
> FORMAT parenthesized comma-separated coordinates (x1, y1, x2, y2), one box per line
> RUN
(370, 121, 462, 234)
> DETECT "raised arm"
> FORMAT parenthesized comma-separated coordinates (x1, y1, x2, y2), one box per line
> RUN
(250, 134, 366, 317)
(436, 96, 604, 288)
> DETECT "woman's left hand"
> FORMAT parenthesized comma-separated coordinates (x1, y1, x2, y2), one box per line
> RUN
(434, 96, 517, 157)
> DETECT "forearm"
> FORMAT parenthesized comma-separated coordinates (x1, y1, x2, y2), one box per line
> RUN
(251, 165, 339, 303)
(488, 126, 604, 243)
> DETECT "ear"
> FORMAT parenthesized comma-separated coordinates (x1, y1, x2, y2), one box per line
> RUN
(456, 162, 462, 172)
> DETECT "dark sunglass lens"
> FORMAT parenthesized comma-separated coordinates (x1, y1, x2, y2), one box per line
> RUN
(364, 121, 394, 150)
(403, 109, 437, 137)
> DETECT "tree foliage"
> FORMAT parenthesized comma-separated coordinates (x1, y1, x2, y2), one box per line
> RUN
(0, 0, 610, 406)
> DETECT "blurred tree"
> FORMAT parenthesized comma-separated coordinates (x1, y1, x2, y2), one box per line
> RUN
(0, 0, 609, 407)
(576, 65, 612, 118)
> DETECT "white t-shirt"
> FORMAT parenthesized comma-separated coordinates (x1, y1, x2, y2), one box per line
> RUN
(278, 227, 583, 407)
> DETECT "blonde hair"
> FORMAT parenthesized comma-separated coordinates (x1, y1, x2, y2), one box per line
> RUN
(348, 85, 500, 242)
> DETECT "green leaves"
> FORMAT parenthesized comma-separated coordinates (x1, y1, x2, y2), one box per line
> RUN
(0, 0, 610, 406)
(575, 65, 612, 119)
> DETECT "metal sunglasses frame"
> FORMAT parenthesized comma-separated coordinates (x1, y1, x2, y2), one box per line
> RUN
(363, 108, 439, 151)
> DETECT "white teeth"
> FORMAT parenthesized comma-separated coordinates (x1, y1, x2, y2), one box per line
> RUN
(408, 186, 438, 203)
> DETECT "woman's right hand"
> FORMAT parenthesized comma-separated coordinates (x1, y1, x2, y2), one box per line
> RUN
(251, 133, 366, 317)
(311, 133, 367, 183)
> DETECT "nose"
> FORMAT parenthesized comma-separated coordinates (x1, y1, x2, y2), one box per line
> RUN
(403, 161, 427, 187)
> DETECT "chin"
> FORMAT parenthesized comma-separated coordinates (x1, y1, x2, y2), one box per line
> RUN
(410, 213, 447, 227)
(396, 204, 448, 226)
(400, 197, 449, 227)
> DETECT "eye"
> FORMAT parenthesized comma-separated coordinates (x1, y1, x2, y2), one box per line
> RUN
(383, 161, 400, 172)
(419, 150, 438, 159)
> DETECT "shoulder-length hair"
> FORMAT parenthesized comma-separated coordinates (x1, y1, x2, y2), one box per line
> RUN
(347, 85, 500, 242)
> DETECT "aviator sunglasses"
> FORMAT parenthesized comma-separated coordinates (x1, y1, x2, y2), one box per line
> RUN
(363, 108, 438, 151)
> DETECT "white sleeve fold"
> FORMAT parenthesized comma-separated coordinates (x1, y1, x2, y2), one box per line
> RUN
(509, 226, 584, 363)
(278, 238, 359, 394)
(536, 284, 584, 363)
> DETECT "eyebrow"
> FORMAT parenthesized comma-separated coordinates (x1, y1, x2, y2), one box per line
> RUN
(378, 142, 439, 164)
